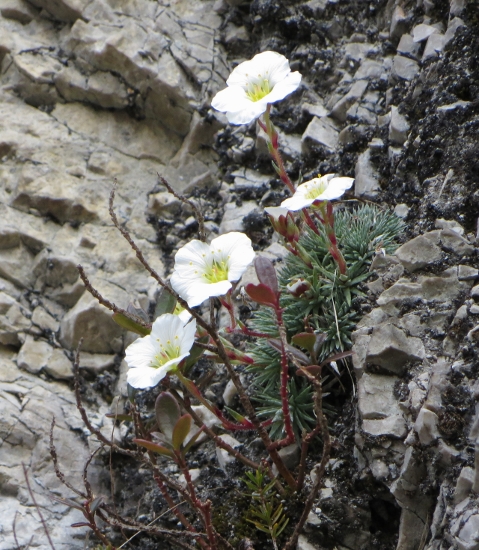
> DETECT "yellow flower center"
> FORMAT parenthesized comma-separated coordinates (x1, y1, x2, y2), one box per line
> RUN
(304, 177, 328, 201)
(203, 259, 229, 283)
(153, 336, 181, 368)
(246, 78, 272, 102)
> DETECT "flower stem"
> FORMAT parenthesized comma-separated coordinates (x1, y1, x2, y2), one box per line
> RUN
(262, 107, 295, 193)
(318, 201, 347, 276)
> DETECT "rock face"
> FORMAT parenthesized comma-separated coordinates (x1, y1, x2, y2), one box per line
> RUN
(0, 0, 477, 548)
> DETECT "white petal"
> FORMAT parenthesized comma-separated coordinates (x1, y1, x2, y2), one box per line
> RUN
(181, 318, 197, 353)
(127, 366, 165, 389)
(281, 195, 314, 211)
(226, 103, 268, 125)
(125, 336, 157, 369)
(211, 232, 255, 282)
(318, 177, 354, 201)
(211, 86, 252, 113)
(185, 280, 233, 307)
(263, 71, 302, 104)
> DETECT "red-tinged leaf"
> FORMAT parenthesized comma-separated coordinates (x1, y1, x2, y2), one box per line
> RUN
(291, 333, 317, 353)
(172, 414, 192, 451)
(245, 283, 278, 308)
(319, 350, 354, 367)
(155, 392, 181, 442)
(267, 338, 309, 365)
(71, 522, 91, 528)
(254, 256, 278, 294)
(50, 496, 84, 511)
(133, 439, 175, 458)
(112, 312, 150, 336)
(105, 413, 133, 422)
(90, 496, 103, 513)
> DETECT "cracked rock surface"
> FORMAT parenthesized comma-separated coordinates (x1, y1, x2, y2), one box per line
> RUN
(1, 0, 479, 548)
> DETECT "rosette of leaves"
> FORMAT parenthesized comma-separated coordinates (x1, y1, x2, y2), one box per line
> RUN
(248, 204, 404, 438)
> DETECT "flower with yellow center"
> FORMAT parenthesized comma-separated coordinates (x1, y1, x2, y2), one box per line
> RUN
(170, 232, 255, 307)
(125, 314, 197, 389)
(281, 174, 354, 211)
(211, 51, 302, 125)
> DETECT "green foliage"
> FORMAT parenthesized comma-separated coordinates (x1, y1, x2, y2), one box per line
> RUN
(248, 205, 404, 439)
(242, 468, 289, 549)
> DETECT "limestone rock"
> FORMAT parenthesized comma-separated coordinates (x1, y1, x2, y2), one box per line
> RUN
(17, 336, 54, 374)
(366, 323, 425, 374)
(395, 234, 442, 272)
(0, 292, 31, 346)
(301, 116, 339, 153)
(59, 279, 128, 353)
(28, 0, 89, 21)
(218, 201, 258, 234)
(414, 408, 440, 445)
(216, 434, 241, 470)
(354, 148, 380, 199)
(389, 106, 410, 145)
(331, 80, 368, 122)
(392, 55, 419, 81)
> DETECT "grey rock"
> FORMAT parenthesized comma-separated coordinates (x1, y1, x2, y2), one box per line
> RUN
(28, 0, 89, 21)
(358, 373, 401, 419)
(366, 323, 425, 374)
(394, 204, 410, 218)
(331, 80, 368, 122)
(354, 149, 380, 200)
(390, 6, 408, 42)
(362, 415, 407, 439)
(392, 55, 420, 81)
(435, 218, 465, 235)
(44, 349, 73, 380)
(456, 513, 479, 550)
(440, 228, 474, 256)
(1, 0, 38, 23)
(437, 100, 471, 112)
(232, 168, 270, 191)
(354, 59, 384, 80)
(55, 67, 130, 109)
(216, 434, 241, 470)
(218, 201, 258, 234)
(450, 0, 465, 15)
(412, 23, 439, 42)
(301, 116, 339, 152)
(397, 34, 420, 57)
(78, 352, 116, 373)
(0, 292, 31, 346)
(454, 467, 475, 504)
(33, 250, 79, 289)
(0, 245, 35, 289)
(423, 33, 445, 60)
(458, 265, 479, 281)
(59, 279, 128, 353)
(302, 101, 328, 118)
(389, 106, 410, 145)
(444, 17, 465, 46)
(31, 306, 59, 333)
(297, 535, 318, 550)
(414, 408, 440, 445)
(278, 443, 301, 469)
(395, 234, 442, 272)
(17, 336, 54, 374)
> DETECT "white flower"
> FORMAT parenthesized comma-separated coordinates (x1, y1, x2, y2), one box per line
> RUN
(281, 174, 354, 211)
(171, 232, 255, 307)
(125, 314, 196, 389)
(211, 51, 302, 125)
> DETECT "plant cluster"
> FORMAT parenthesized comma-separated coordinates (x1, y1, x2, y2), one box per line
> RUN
(47, 51, 404, 550)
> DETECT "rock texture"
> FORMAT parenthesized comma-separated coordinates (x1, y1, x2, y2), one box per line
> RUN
(0, 0, 478, 548)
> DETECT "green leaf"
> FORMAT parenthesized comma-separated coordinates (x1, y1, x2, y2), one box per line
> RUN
(183, 336, 208, 372)
(155, 392, 181, 442)
(112, 312, 150, 336)
(291, 332, 316, 354)
(133, 438, 174, 458)
(154, 288, 177, 317)
(172, 414, 192, 451)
